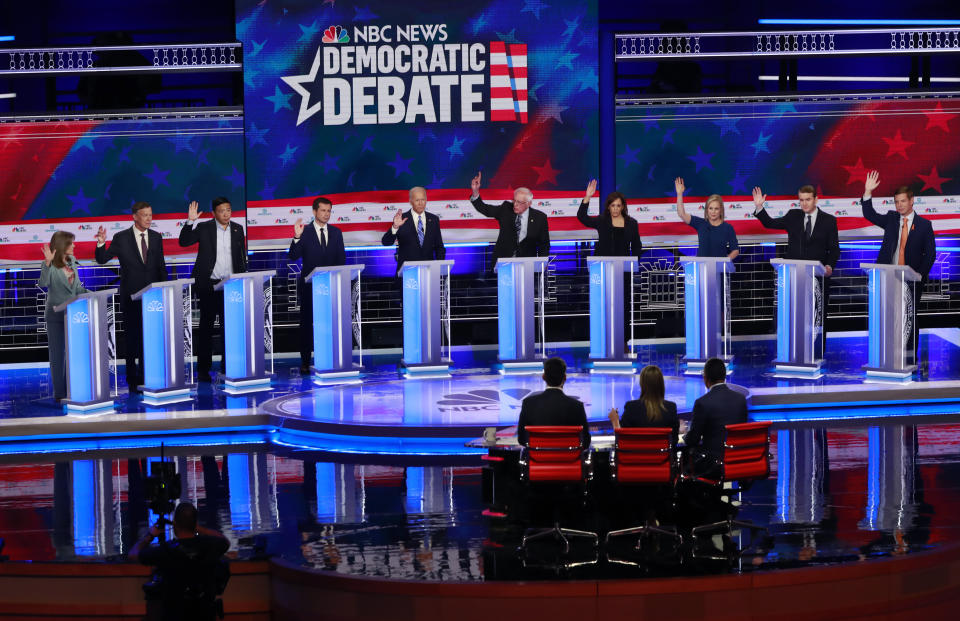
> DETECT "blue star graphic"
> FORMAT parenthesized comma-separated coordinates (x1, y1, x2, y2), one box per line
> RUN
(298, 21, 320, 43)
(104, 183, 112, 200)
(116, 145, 132, 163)
(772, 103, 798, 119)
(577, 68, 598, 93)
(144, 164, 171, 189)
(712, 111, 741, 137)
(619, 144, 642, 167)
(643, 114, 661, 132)
(662, 128, 676, 145)
(687, 146, 715, 172)
(557, 52, 578, 71)
(197, 147, 210, 166)
(447, 136, 465, 160)
(167, 135, 194, 153)
(417, 128, 437, 143)
(224, 165, 244, 189)
(279, 144, 299, 167)
(470, 14, 489, 35)
(521, 0, 549, 20)
(387, 152, 414, 178)
(496, 29, 520, 44)
(728, 170, 749, 194)
(67, 187, 95, 214)
(751, 132, 772, 155)
(259, 182, 275, 200)
(72, 134, 98, 152)
(182, 184, 192, 202)
(528, 83, 543, 102)
(430, 172, 446, 188)
(320, 153, 340, 174)
(354, 6, 378, 21)
(243, 66, 259, 89)
(361, 136, 375, 153)
(562, 16, 581, 39)
(251, 40, 267, 57)
(265, 85, 293, 113)
(347, 171, 356, 188)
(647, 165, 657, 181)
(235, 6, 262, 40)
(247, 122, 269, 148)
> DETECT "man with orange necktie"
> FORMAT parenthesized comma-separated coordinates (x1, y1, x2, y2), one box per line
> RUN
(861, 170, 936, 365)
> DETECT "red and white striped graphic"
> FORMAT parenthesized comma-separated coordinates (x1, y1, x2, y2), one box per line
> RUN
(489, 41, 528, 123)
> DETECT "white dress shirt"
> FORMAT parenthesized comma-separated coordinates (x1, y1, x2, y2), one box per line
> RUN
(210, 221, 233, 280)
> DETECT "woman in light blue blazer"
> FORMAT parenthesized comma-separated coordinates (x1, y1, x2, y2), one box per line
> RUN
(39, 231, 88, 401)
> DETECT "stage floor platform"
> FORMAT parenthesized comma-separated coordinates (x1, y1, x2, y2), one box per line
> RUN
(1, 329, 960, 456)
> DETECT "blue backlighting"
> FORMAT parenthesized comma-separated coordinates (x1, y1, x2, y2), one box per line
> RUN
(0, 36, 14, 42)
(759, 19, 960, 25)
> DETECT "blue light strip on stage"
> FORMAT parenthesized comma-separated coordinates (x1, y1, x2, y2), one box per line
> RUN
(227, 454, 252, 531)
(141, 288, 167, 390)
(402, 265, 423, 364)
(66, 298, 93, 403)
(775, 429, 790, 524)
(224, 278, 247, 379)
(498, 263, 517, 360)
(759, 19, 960, 25)
(72, 460, 96, 556)
(0, 36, 15, 42)
(312, 271, 335, 371)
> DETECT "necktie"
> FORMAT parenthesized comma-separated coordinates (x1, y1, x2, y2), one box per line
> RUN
(320, 227, 327, 249)
(140, 232, 147, 263)
(804, 215, 812, 240)
(897, 217, 909, 265)
(417, 216, 424, 246)
(515, 214, 522, 239)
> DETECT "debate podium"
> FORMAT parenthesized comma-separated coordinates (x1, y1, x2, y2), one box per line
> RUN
(680, 256, 734, 367)
(54, 288, 118, 413)
(400, 260, 453, 375)
(587, 256, 638, 373)
(131, 279, 195, 404)
(771, 258, 826, 375)
(495, 256, 549, 372)
(214, 270, 276, 392)
(306, 264, 364, 381)
(861, 263, 921, 379)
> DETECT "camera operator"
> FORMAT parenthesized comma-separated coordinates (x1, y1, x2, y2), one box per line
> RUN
(129, 502, 230, 621)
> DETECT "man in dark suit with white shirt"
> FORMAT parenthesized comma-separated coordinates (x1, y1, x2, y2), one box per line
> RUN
(517, 357, 590, 449)
(95, 201, 168, 391)
(381, 186, 445, 275)
(684, 358, 748, 477)
(468, 171, 550, 265)
(178, 197, 247, 380)
(288, 196, 346, 373)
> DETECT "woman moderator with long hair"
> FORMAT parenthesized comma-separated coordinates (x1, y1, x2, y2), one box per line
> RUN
(39, 231, 88, 402)
(674, 177, 739, 259)
(608, 365, 679, 445)
(577, 179, 643, 258)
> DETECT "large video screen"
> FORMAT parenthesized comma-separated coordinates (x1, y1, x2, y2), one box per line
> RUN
(615, 98, 960, 242)
(236, 0, 599, 247)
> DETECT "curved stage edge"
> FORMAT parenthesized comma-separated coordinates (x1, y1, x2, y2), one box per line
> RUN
(3, 544, 957, 620)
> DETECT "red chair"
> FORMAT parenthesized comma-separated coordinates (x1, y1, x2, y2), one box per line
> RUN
(605, 427, 682, 548)
(685, 421, 772, 539)
(519, 425, 597, 554)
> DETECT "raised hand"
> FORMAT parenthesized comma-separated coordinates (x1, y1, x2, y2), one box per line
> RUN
(607, 407, 620, 428)
(41, 243, 54, 265)
(96, 225, 106, 245)
(187, 200, 200, 221)
(864, 170, 880, 197)
(752, 186, 767, 210)
(584, 178, 597, 202)
(674, 177, 685, 196)
(293, 218, 305, 239)
(470, 171, 482, 195)
(392, 210, 408, 229)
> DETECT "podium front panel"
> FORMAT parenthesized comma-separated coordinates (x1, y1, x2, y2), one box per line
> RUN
(774, 261, 824, 367)
(141, 288, 171, 389)
(587, 258, 632, 361)
(401, 264, 444, 365)
(224, 278, 250, 378)
(65, 298, 94, 403)
(497, 262, 537, 362)
(681, 258, 732, 362)
(313, 270, 352, 372)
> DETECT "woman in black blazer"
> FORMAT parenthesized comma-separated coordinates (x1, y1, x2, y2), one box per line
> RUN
(609, 365, 679, 446)
(576, 179, 643, 258)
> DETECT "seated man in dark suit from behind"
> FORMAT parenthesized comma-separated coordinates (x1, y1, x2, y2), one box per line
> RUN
(517, 357, 590, 448)
(684, 357, 748, 478)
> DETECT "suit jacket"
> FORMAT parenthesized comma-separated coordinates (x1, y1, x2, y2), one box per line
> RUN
(576, 200, 643, 258)
(684, 384, 748, 459)
(621, 399, 679, 446)
(94, 226, 168, 300)
(517, 388, 591, 448)
(381, 210, 446, 274)
(177, 218, 248, 285)
(288, 222, 346, 284)
(470, 196, 550, 262)
(755, 208, 840, 268)
(861, 198, 936, 280)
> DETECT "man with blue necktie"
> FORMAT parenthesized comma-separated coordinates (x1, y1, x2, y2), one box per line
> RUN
(381, 186, 446, 275)
(289, 196, 346, 373)
(861, 170, 936, 365)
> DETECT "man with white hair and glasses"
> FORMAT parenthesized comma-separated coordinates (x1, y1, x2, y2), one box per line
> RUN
(469, 171, 550, 264)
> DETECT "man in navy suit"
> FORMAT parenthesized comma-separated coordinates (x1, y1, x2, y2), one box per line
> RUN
(517, 357, 591, 449)
(684, 358, 748, 477)
(861, 170, 936, 363)
(381, 186, 446, 275)
(95, 201, 169, 392)
(178, 197, 247, 380)
(288, 196, 346, 372)
(469, 171, 550, 265)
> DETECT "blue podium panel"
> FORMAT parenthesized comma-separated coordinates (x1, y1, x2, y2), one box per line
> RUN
(495, 257, 548, 366)
(587, 256, 637, 366)
(861, 263, 921, 378)
(772, 259, 825, 374)
(307, 265, 364, 376)
(224, 279, 248, 379)
(216, 270, 276, 387)
(681, 257, 734, 365)
(132, 279, 194, 401)
(400, 260, 453, 371)
(56, 288, 117, 413)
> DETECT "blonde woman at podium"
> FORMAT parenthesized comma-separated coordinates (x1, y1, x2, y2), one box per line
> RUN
(674, 177, 739, 259)
(39, 231, 88, 402)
